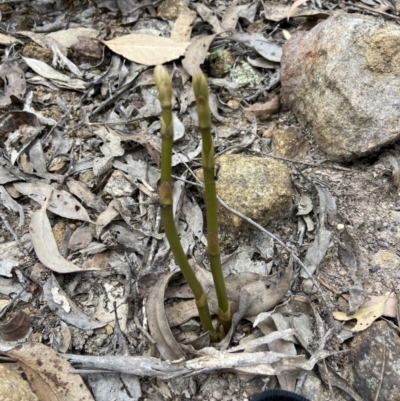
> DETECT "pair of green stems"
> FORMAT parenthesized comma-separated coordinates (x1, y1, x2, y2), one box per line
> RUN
(154, 66, 231, 342)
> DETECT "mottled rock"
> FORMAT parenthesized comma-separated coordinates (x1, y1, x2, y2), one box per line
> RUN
(196, 154, 293, 232)
(350, 320, 400, 401)
(281, 14, 400, 161)
(301, 372, 323, 401)
(272, 127, 309, 160)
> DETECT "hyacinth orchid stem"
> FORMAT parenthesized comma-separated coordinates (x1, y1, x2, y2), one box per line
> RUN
(154, 65, 219, 343)
(193, 71, 232, 335)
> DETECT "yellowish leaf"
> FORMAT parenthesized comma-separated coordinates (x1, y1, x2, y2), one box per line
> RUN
(333, 293, 390, 332)
(102, 34, 190, 66)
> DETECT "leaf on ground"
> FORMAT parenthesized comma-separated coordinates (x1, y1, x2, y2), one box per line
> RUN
(66, 180, 107, 213)
(342, 293, 398, 318)
(221, 5, 248, 30)
(165, 263, 293, 328)
(244, 96, 280, 121)
(14, 182, 93, 222)
(29, 192, 102, 273)
(8, 342, 95, 401)
(147, 270, 187, 361)
(43, 274, 107, 330)
(102, 34, 190, 66)
(182, 34, 216, 76)
(171, 10, 197, 42)
(287, 0, 310, 20)
(333, 293, 390, 332)
(0, 363, 39, 401)
(0, 311, 31, 341)
(196, 4, 224, 34)
(22, 57, 86, 91)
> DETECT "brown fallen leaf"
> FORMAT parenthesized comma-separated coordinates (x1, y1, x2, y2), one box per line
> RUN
(8, 342, 95, 401)
(29, 192, 102, 273)
(102, 34, 190, 66)
(333, 293, 390, 332)
(244, 96, 280, 121)
(0, 311, 31, 341)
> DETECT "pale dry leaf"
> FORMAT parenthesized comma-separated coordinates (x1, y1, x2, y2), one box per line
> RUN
(221, 5, 249, 30)
(44, 275, 107, 330)
(47, 27, 99, 48)
(333, 293, 390, 332)
(171, 10, 197, 42)
(103, 34, 190, 66)
(342, 293, 398, 318)
(196, 4, 224, 34)
(22, 57, 86, 90)
(95, 200, 120, 239)
(14, 182, 93, 223)
(0, 363, 38, 401)
(8, 342, 95, 401)
(0, 33, 22, 45)
(66, 180, 107, 213)
(181, 34, 216, 76)
(287, 0, 310, 20)
(147, 270, 187, 361)
(29, 193, 102, 273)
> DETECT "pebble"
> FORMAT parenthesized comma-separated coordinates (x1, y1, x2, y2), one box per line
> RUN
(337, 223, 344, 230)
(213, 391, 223, 400)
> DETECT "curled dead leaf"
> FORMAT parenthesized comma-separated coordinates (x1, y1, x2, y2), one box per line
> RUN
(0, 311, 31, 341)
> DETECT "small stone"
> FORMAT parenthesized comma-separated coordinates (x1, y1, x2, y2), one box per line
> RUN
(180, 319, 200, 332)
(302, 278, 318, 294)
(213, 391, 223, 401)
(337, 223, 345, 230)
(227, 99, 240, 109)
(302, 372, 323, 401)
(271, 127, 309, 160)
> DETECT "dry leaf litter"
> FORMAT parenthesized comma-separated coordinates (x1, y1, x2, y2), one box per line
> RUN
(0, 1, 399, 401)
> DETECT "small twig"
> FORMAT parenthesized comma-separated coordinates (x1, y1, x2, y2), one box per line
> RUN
(0, 284, 29, 319)
(134, 316, 157, 345)
(374, 342, 386, 401)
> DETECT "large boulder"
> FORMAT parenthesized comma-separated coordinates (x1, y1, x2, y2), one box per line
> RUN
(281, 13, 400, 161)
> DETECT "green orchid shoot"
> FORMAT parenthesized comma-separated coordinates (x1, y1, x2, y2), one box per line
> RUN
(193, 71, 232, 335)
(154, 65, 219, 342)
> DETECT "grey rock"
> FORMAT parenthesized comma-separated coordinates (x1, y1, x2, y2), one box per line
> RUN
(281, 14, 400, 161)
(350, 320, 400, 401)
(301, 372, 323, 401)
